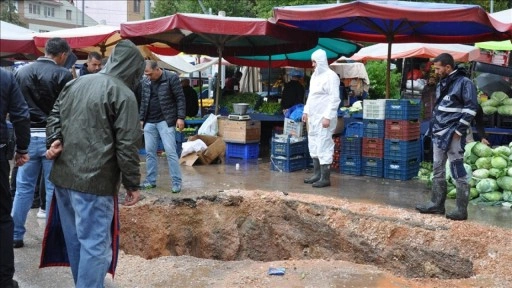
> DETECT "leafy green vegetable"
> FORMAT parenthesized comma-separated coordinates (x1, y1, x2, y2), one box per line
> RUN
(493, 146, 511, 157)
(496, 176, 512, 191)
(503, 191, 512, 202)
(473, 168, 490, 180)
(447, 188, 457, 199)
(480, 191, 503, 202)
(476, 178, 498, 193)
(490, 91, 509, 104)
(491, 156, 508, 169)
(482, 106, 497, 115)
(475, 157, 492, 169)
(472, 142, 493, 157)
(470, 188, 479, 200)
(497, 105, 512, 116)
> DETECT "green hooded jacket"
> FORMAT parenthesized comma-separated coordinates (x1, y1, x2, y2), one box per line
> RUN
(46, 40, 144, 196)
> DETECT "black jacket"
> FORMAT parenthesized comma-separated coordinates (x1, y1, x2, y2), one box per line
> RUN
(14, 57, 73, 128)
(139, 70, 186, 127)
(183, 85, 199, 117)
(281, 80, 305, 110)
(0, 68, 30, 153)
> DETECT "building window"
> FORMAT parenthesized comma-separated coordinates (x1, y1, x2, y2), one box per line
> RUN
(39, 29, 49, 33)
(133, 0, 141, 13)
(29, 3, 32, 13)
(66, 9, 72, 20)
(44, 7, 55, 18)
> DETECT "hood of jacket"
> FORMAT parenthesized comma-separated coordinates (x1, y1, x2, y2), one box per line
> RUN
(100, 40, 144, 91)
(311, 49, 329, 76)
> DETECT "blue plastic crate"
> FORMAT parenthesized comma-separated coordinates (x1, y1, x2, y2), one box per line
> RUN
(271, 136, 308, 157)
(226, 142, 259, 159)
(270, 156, 307, 172)
(341, 136, 362, 156)
(383, 158, 420, 181)
(362, 157, 383, 177)
(340, 155, 362, 176)
(345, 121, 363, 137)
(385, 99, 421, 120)
(384, 139, 421, 161)
(363, 119, 385, 138)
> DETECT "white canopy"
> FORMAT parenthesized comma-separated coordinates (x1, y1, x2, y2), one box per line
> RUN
(153, 53, 219, 74)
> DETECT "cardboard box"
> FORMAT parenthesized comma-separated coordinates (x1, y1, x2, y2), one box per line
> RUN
(217, 117, 261, 143)
(283, 118, 305, 137)
(179, 135, 226, 166)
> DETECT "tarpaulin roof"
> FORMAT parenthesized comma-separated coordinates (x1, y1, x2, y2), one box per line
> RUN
(0, 21, 40, 58)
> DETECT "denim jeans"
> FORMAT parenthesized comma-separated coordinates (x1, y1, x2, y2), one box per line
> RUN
(143, 121, 182, 187)
(55, 186, 114, 288)
(11, 136, 54, 241)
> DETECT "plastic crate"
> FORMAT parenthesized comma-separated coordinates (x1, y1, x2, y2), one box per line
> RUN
(271, 136, 308, 157)
(482, 113, 496, 128)
(496, 115, 512, 128)
(363, 99, 386, 120)
(270, 156, 307, 172)
(345, 121, 364, 137)
(385, 120, 420, 140)
(226, 142, 259, 159)
(363, 119, 385, 138)
(362, 137, 384, 158)
(384, 158, 420, 181)
(384, 139, 421, 161)
(385, 99, 421, 120)
(362, 157, 383, 177)
(340, 155, 362, 176)
(341, 136, 362, 156)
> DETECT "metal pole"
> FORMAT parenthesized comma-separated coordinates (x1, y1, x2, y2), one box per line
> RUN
(81, 0, 85, 26)
(145, 0, 151, 20)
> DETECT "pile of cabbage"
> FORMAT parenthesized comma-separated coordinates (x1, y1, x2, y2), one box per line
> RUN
(461, 141, 512, 204)
(480, 91, 512, 116)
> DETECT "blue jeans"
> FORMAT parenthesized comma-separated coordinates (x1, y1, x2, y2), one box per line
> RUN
(55, 186, 113, 288)
(143, 121, 182, 186)
(12, 136, 54, 241)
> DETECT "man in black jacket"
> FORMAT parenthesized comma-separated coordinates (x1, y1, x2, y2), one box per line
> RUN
(11, 37, 73, 248)
(139, 61, 186, 193)
(181, 78, 199, 117)
(0, 68, 31, 288)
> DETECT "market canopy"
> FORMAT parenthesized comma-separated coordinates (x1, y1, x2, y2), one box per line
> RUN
(351, 43, 481, 62)
(120, 13, 319, 114)
(272, 1, 512, 98)
(153, 53, 219, 75)
(225, 38, 361, 68)
(476, 9, 512, 51)
(0, 21, 40, 58)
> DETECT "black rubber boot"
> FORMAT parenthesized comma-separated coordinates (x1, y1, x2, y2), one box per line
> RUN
(312, 164, 331, 188)
(304, 158, 321, 184)
(416, 180, 446, 214)
(446, 182, 469, 221)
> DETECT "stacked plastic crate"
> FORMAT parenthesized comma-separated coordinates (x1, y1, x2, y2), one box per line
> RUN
(383, 99, 422, 180)
(270, 135, 308, 172)
(340, 122, 363, 175)
(361, 99, 386, 177)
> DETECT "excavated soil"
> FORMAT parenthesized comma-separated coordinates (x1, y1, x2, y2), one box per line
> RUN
(112, 189, 512, 288)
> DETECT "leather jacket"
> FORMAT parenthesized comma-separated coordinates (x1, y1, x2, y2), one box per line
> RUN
(14, 57, 73, 128)
(431, 68, 478, 151)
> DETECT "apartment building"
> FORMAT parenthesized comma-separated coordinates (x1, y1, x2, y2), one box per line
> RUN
(72, 0, 147, 27)
(15, 0, 98, 32)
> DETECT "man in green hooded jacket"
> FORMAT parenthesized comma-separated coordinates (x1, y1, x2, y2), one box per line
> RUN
(45, 40, 144, 287)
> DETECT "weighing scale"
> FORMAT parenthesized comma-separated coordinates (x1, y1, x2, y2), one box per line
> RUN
(228, 114, 251, 121)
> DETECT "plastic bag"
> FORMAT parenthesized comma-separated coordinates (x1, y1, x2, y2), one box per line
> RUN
(197, 114, 218, 136)
(181, 139, 208, 158)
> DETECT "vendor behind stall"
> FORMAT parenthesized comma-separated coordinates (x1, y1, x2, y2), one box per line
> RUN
(281, 69, 305, 114)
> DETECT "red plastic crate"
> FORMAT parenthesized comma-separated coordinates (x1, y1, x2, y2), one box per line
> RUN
(362, 137, 384, 158)
(385, 120, 420, 140)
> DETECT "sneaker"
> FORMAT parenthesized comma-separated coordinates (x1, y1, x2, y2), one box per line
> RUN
(139, 182, 156, 190)
(37, 208, 46, 219)
(13, 240, 24, 248)
(171, 184, 181, 193)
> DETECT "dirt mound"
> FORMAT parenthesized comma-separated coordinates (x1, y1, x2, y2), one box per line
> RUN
(116, 190, 512, 287)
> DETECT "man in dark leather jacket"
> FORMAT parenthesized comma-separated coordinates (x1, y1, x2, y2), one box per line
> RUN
(416, 53, 478, 221)
(11, 37, 73, 248)
(0, 68, 30, 288)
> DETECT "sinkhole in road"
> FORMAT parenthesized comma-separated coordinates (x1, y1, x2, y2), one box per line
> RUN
(119, 194, 473, 280)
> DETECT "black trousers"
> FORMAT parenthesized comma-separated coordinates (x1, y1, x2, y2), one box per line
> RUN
(0, 148, 15, 286)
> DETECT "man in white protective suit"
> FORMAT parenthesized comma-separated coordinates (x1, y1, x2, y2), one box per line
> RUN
(302, 49, 340, 188)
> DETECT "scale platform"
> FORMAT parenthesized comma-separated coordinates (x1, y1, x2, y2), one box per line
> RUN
(228, 114, 251, 121)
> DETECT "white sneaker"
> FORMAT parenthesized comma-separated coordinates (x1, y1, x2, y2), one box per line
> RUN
(37, 208, 46, 219)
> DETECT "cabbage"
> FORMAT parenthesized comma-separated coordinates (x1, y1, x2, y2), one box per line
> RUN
(493, 146, 511, 157)
(503, 191, 512, 202)
(497, 105, 512, 116)
(470, 188, 479, 200)
(504, 98, 512, 106)
(464, 163, 473, 177)
(469, 178, 476, 187)
(476, 178, 498, 193)
(491, 156, 508, 169)
(489, 168, 505, 179)
(465, 142, 478, 152)
(480, 99, 499, 107)
(475, 157, 492, 169)
(482, 106, 497, 115)
(491, 91, 509, 104)
(480, 191, 503, 202)
(472, 142, 493, 157)
(496, 176, 512, 191)
(447, 188, 457, 199)
(507, 167, 512, 177)
(472, 168, 490, 180)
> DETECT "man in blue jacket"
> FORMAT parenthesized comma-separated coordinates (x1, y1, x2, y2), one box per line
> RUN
(416, 53, 478, 221)
(0, 68, 31, 288)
